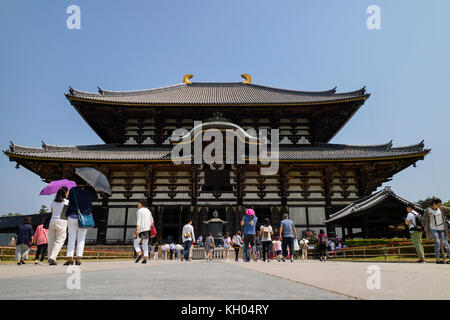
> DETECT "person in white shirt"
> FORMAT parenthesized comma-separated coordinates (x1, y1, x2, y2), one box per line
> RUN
(405, 203, 426, 263)
(182, 219, 195, 261)
(47, 186, 69, 265)
(299, 238, 309, 262)
(424, 198, 450, 264)
(175, 243, 183, 260)
(134, 199, 153, 264)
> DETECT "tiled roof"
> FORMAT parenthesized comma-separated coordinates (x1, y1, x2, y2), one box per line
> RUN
(66, 82, 369, 105)
(4, 141, 429, 162)
(324, 186, 424, 224)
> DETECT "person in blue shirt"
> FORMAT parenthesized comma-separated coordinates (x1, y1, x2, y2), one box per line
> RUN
(240, 208, 258, 262)
(279, 213, 297, 262)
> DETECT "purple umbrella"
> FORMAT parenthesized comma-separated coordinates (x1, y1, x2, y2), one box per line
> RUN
(39, 179, 77, 196)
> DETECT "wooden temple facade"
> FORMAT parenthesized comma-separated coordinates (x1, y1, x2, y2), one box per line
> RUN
(3, 74, 429, 243)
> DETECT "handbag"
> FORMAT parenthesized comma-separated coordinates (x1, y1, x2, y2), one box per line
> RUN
(293, 239, 300, 251)
(150, 223, 157, 238)
(73, 188, 95, 228)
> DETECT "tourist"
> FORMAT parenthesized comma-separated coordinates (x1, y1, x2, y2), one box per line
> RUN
(33, 217, 49, 265)
(169, 242, 176, 260)
(241, 208, 258, 262)
(424, 198, 450, 264)
(9, 237, 16, 247)
(182, 219, 195, 262)
(299, 238, 309, 262)
(161, 243, 169, 260)
(260, 218, 274, 262)
(405, 203, 426, 263)
(223, 232, 232, 260)
(153, 243, 159, 260)
(198, 235, 203, 247)
(47, 186, 69, 265)
(272, 236, 282, 262)
(14, 217, 34, 265)
(65, 176, 98, 266)
(318, 229, 328, 262)
(175, 243, 183, 260)
(279, 213, 297, 262)
(232, 231, 243, 262)
(329, 240, 336, 258)
(254, 231, 262, 261)
(205, 233, 215, 261)
(134, 199, 153, 264)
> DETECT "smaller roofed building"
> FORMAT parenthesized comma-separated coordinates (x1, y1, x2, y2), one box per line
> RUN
(324, 187, 424, 239)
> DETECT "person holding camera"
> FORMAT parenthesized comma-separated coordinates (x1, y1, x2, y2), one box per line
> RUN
(405, 203, 425, 263)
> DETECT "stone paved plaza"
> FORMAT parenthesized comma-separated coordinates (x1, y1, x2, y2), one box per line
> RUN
(0, 259, 449, 300)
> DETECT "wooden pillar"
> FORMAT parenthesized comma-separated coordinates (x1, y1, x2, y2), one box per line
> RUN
(96, 194, 109, 244)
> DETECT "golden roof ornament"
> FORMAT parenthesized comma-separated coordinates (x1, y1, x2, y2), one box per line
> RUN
(182, 74, 193, 84)
(241, 73, 252, 84)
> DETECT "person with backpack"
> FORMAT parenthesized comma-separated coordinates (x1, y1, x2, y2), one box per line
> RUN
(405, 203, 426, 263)
(241, 208, 258, 262)
(182, 219, 195, 262)
(260, 218, 274, 262)
(232, 231, 243, 262)
(318, 230, 328, 262)
(424, 198, 450, 264)
(279, 213, 297, 262)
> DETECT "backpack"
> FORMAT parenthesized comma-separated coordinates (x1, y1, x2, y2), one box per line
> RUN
(410, 211, 424, 231)
(262, 226, 270, 239)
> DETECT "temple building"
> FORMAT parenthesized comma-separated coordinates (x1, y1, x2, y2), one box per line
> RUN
(3, 74, 429, 244)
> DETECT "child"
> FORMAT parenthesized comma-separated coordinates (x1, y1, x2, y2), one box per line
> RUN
(272, 236, 282, 262)
(299, 238, 309, 262)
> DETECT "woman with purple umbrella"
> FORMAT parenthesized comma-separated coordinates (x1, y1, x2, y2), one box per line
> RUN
(47, 186, 69, 265)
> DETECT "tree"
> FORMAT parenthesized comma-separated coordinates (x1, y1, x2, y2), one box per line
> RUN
(39, 205, 47, 214)
(417, 197, 450, 209)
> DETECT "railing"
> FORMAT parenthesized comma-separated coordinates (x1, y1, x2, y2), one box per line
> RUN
(325, 243, 444, 261)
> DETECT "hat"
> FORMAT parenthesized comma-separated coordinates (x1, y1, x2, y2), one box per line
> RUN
(246, 208, 255, 216)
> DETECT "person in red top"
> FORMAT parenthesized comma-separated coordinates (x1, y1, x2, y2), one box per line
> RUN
(33, 217, 49, 265)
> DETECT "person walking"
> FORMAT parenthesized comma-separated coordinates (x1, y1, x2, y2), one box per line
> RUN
(232, 231, 243, 262)
(15, 217, 34, 265)
(260, 218, 274, 262)
(134, 199, 153, 264)
(424, 198, 450, 264)
(64, 177, 98, 266)
(299, 238, 309, 262)
(318, 229, 328, 262)
(405, 203, 426, 263)
(153, 243, 159, 260)
(182, 219, 195, 262)
(223, 232, 232, 260)
(205, 233, 215, 261)
(33, 217, 49, 265)
(241, 208, 258, 262)
(169, 242, 175, 260)
(279, 213, 297, 262)
(47, 187, 69, 265)
(272, 236, 282, 262)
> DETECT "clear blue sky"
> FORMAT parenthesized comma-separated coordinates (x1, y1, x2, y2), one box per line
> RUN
(1, 0, 449, 214)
